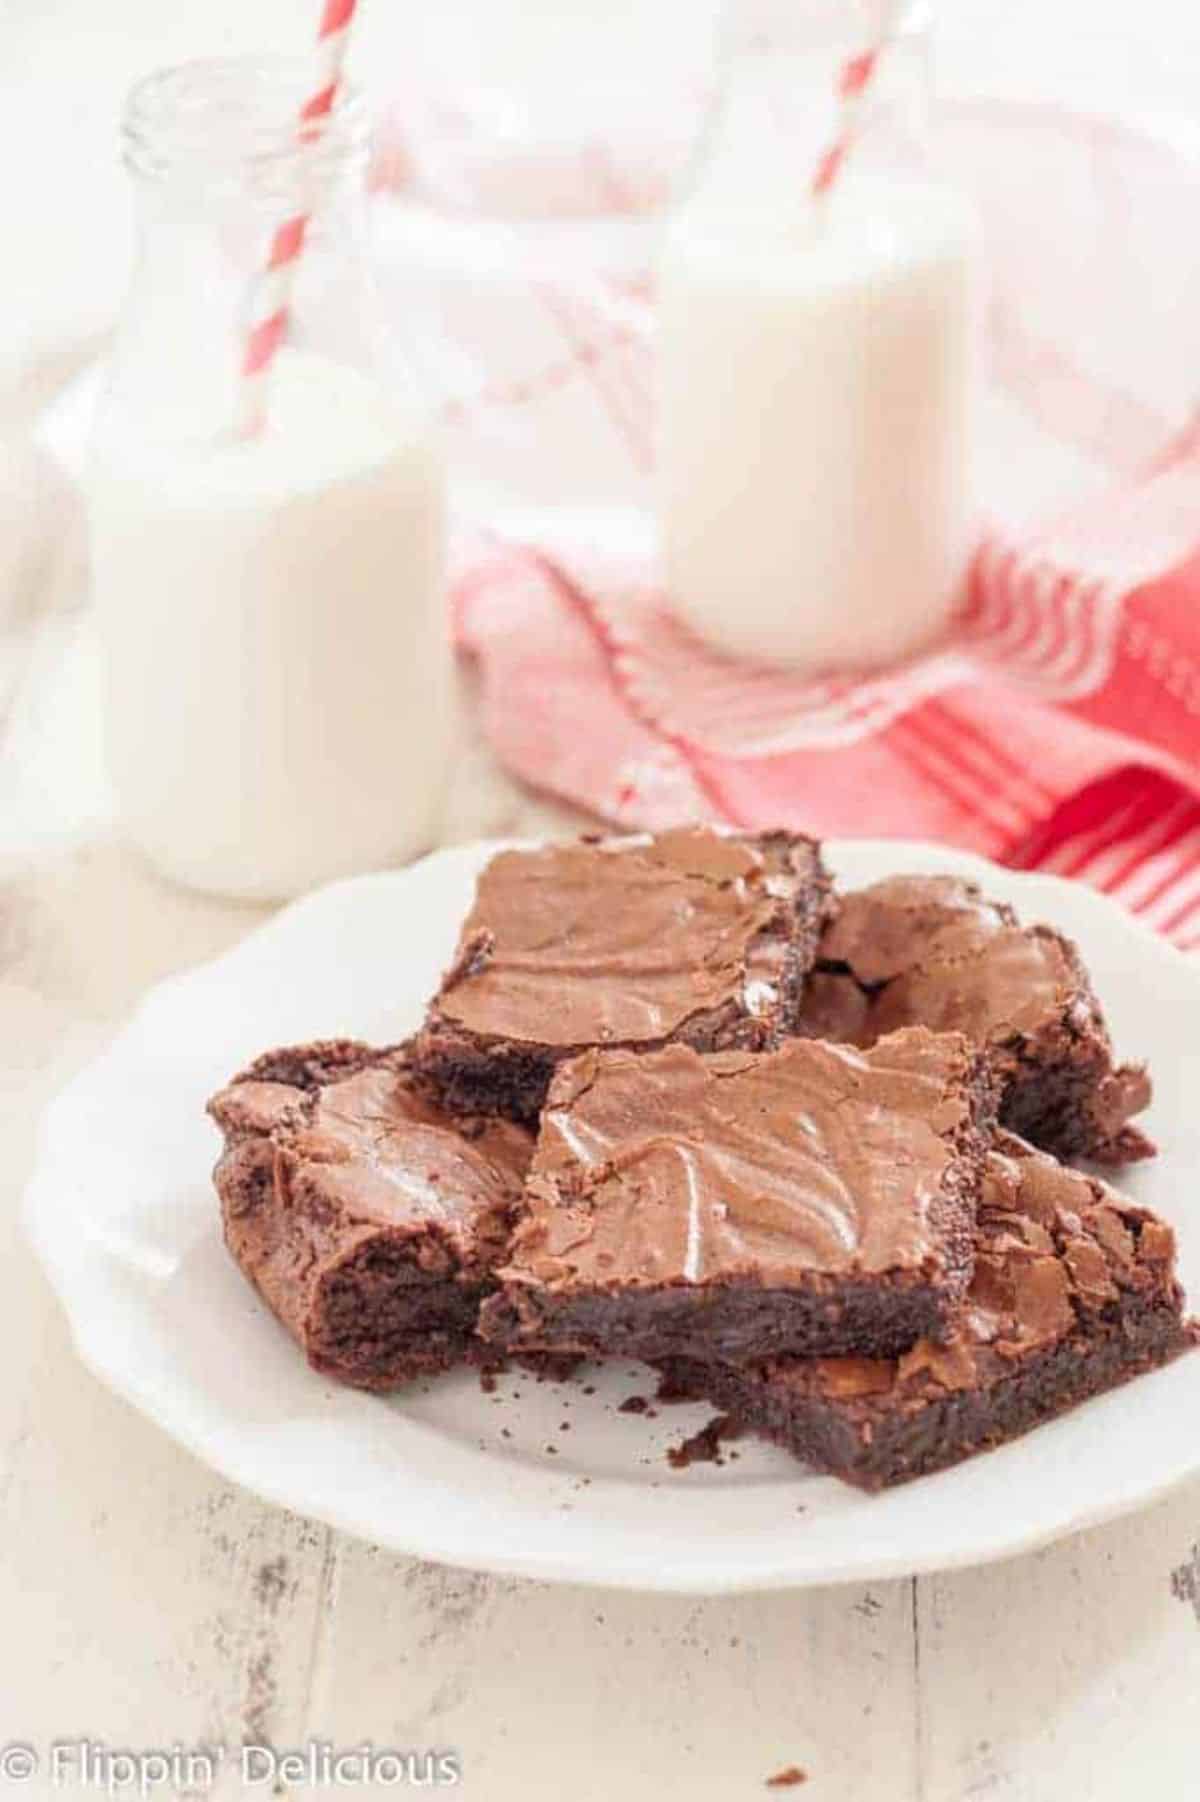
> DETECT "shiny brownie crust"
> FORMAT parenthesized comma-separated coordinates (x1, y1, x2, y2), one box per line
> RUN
(414, 828, 833, 1126)
(479, 1029, 998, 1366)
(798, 875, 1153, 1164)
(660, 1132, 1193, 1488)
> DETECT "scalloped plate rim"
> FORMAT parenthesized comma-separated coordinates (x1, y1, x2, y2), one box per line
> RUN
(21, 837, 1200, 1592)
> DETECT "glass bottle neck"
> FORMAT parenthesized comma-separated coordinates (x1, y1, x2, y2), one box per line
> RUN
(690, 0, 935, 222)
(101, 58, 398, 452)
(121, 57, 368, 217)
(717, 0, 930, 58)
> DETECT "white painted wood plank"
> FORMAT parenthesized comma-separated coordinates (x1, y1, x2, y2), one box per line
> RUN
(304, 1547, 919, 1801)
(918, 1483, 1200, 1802)
(0, 846, 302, 1775)
(0, 1230, 335, 1768)
(0, 862, 326, 1765)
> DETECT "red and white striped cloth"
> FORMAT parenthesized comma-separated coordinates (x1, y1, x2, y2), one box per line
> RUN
(369, 90, 1200, 946)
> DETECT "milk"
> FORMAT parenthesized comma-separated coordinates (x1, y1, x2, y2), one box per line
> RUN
(87, 349, 448, 901)
(658, 166, 977, 670)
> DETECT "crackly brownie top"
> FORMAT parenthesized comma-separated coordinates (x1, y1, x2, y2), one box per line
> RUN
(430, 828, 825, 1049)
(209, 1040, 534, 1241)
(499, 1027, 986, 1293)
(760, 1131, 1184, 1409)
(820, 874, 1093, 1042)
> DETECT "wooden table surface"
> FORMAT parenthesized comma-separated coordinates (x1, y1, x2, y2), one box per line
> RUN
(4, 3, 1200, 1798)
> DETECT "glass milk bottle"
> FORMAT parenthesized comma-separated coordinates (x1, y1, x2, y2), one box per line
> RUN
(658, 0, 977, 670)
(87, 59, 449, 901)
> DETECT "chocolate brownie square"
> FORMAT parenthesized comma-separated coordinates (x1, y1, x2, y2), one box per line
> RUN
(661, 1131, 1193, 1488)
(208, 1039, 533, 1390)
(478, 1026, 996, 1366)
(797, 874, 1152, 1163)
(413, 827, 832, 1126)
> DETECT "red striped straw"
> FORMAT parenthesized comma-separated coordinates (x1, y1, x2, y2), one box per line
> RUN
(237, 0, 359, 438)
(810, 3, 903, 200)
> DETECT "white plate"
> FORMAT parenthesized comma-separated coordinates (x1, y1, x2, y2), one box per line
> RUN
(23, 839, 1200, 1593)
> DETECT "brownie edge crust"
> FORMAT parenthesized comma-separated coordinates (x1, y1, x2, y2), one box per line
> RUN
(413, 827, 833, 1125)
(208, 1039, 534, 1390)
(661, 1131, 1194, 1489)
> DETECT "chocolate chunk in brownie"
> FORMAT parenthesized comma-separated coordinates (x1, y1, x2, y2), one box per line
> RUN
(478, 1026, 996, 1366)
(208, 1039, 534, 1390)
(797, 874, 1152, 1163)
(660, 1130, 1193, 1489)
(413, 827, 833, 1125)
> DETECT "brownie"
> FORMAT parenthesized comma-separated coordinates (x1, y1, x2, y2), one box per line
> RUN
(796, 874, 1152, 1163)
(413, 827, 833, 1126)
(660, 1130, 1194, 1489)
(477, 1026, 997, 1366)
(208, 1039, 534, 1390)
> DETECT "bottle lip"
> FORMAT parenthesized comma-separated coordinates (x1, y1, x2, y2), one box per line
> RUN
(719, 0, 931, 59)
(121, 56, 369, 187)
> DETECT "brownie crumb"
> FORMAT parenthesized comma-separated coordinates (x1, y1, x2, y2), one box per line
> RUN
(667, 1414, 743, 1469)
(656, 1368, 702, 1404)
(765, 1767, 808, 1789)
(619, 1395, 650, 1415)
(1170, 1545, 1200, 1621)
(479, 1370, 498, 1394)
